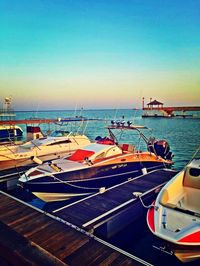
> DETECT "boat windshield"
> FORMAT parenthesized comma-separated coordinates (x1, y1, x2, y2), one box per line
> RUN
(106, 123, 150, 151)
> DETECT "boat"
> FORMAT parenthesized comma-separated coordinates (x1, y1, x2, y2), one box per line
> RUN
(0, 130, 91, 173)
(0, 125, 23, 142)
(146, 158, 200, 263)
(18, 121, 174, 202)
(0, 97, 23, 142)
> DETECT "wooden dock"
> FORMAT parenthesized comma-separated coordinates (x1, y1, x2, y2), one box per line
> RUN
(0, 117, 105, 126)
(0, 118, 57, 125)
(52, 169, 177, 237)
(0, 191, 152, 266)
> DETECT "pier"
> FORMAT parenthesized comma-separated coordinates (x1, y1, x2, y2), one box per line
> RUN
(0, 191, 149, 266)
(142, 98, 200, 118)
(0, 117, 105, 126)
(52, 169, 177, 238)
(0, 118, 57, 125)
(0, 169, 177, 265)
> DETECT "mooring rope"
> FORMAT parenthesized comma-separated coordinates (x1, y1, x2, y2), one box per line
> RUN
(44, 171, 100, 190)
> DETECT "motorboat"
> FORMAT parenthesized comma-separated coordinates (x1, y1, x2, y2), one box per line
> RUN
(0, 130, 91, 172)
(18, 121, 174, 202)
(147, 158, 200, 263)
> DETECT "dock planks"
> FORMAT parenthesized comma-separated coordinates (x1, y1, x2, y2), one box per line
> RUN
(0, 169, 177, 265)
(53, 169, 177, 231)
(0, 192, 146, 266)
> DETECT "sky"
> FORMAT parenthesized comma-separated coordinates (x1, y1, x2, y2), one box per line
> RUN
(0, 0, 200, 110)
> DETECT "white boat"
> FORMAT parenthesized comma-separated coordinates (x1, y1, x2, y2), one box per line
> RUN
(0, 130, 91, 172)
(147, 158, 200, 263)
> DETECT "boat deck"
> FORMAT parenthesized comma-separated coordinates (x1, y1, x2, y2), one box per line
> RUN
(0, 191, 148, 266)
(52, 169, 177, 232)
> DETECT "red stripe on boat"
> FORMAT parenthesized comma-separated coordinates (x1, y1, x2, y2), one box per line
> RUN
(178, 231, 200, 244)
(147, 205, 155, 233)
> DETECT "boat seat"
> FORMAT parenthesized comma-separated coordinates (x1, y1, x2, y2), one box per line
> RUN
(159, 188, 185, 207)
(179, 167, 200, 213)
(183, 167, 200, 189)
(177, 187, 200, 214)
(160, 187, 200, 214)
(121, 144, 135, 152)
(159, 167, 200, 214)
(68, 149, 95, 161)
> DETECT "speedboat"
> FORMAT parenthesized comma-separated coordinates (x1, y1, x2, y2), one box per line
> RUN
(0, 131, 91, 172)
(18, 122, 174, 202)
(147, 158, 200, 263)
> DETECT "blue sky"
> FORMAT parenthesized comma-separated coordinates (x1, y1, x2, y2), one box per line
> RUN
(0, 0, 200, 110)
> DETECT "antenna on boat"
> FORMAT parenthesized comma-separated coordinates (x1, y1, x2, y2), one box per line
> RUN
(187, 145, 200, 165)
(114, 108, 118, 120)
(73, 102, 78, 117)
(83, 120, 89, 135)
(79, 107, 83, 117)
(192, 145, 200, 158)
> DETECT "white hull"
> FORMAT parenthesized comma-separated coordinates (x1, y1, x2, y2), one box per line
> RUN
(33, 191, 92, 202)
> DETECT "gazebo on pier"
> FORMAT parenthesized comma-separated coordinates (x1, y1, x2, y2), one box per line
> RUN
(142, 97, 200, 118)
(147, 100, 163, 109)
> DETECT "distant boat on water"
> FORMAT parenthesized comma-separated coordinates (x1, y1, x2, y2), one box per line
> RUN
(0, 97, 23, 142)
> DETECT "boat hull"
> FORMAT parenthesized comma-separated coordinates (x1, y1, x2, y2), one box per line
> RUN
(19, 161, 169, 202)
(0, 151, 70, 172)
(174, 245, 200, 263)
(147, 212, 200, 263)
